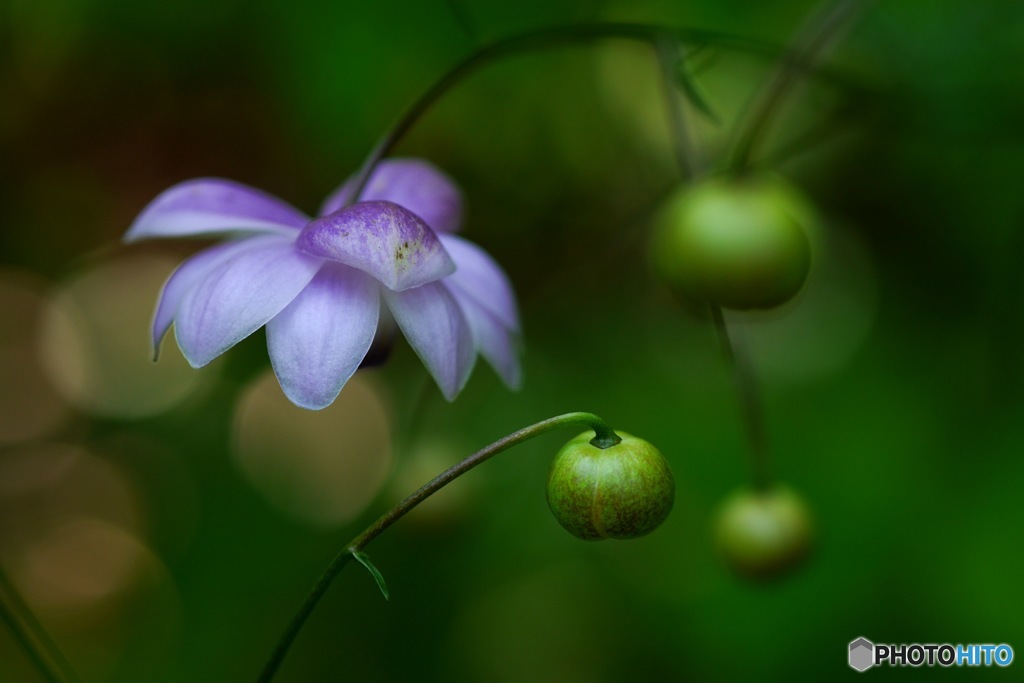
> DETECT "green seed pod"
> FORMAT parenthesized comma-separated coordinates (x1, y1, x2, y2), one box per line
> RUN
(652, 175, 816, 311)
(714, 485, 813, 580)
(547, 431, 674, 541)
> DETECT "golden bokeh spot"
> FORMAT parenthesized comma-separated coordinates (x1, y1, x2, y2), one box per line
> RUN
(233, 371, 393, 526)
(0, 270, 71, 445)
(39, 253, 210, 418)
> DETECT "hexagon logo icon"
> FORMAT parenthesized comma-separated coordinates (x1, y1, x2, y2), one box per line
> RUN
(849, 637, 874, 672)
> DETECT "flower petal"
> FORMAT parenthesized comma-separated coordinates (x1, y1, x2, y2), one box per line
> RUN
(445, 283, 522, 389)
(151, 239, 253, 358)
(439, 234, 519, 331)
(297, 201, 454, 291)
(125, 178, 309, 242)
(175, 236, 323, 367)
(320, 158, 463, 233)
(266, 264, 380, 409)
(383, 283, 475, 400)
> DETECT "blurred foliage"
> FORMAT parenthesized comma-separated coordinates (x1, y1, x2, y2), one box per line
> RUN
(2, 0, 1024, 681)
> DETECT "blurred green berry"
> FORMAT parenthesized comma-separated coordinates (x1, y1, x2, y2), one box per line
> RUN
(547, 431, 674, 541)
(714, 485, 813, 580)
(652, 175, 815, 310)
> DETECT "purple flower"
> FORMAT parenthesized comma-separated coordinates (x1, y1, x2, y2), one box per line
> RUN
(125, 159, 521, 409)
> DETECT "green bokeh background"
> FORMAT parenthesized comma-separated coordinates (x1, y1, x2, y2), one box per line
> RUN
(2, 1, 1023, 681)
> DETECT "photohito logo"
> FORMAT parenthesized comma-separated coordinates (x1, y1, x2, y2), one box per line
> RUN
(849, 637, 1014, 671)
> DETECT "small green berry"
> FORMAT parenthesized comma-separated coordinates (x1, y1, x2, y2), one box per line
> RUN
(547, 431, 674, 541)
(652, 175, 815, 310)
(714, 485, 813, 580)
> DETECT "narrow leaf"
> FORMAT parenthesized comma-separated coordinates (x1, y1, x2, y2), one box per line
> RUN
(677, 49, 721, 124)
(352, 551, 390, 601)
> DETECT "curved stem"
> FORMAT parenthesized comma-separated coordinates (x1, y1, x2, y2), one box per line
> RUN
(0, 564, 79, 683)
(655, 36, 695, 180)
(257, 412, 619, 683)
(757, 94, 877, 169)
(347, 21, 859, 204)
(710, 306, 770, 491)
(728, 0, 873, 174)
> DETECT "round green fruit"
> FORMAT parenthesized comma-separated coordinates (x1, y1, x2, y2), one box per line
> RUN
(652, 175, 815, 310)
(547, 432, 675, 541)
(714, 485, 813, 580)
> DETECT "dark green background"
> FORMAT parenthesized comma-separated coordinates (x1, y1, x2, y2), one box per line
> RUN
(2, 0, 1023, 681)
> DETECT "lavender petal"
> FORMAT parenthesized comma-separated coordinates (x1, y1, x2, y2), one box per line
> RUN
(320, 158, 463, 233)
(125, 178, 308, 242)
(266, 264, 380, 410)
(383, 282, 475, 400)
(439, 233, 519, 331)
(445, 283, 522, 390)
(297, 201, 454, 292)
(174, 236, 323, 367)
(151, 239, 253, 358)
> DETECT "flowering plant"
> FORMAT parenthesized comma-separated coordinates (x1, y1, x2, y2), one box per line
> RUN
(0, 5, 885, 682)
(125, 159, 521, 408)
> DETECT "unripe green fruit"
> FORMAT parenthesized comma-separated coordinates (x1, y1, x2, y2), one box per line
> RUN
(714, 486, 813, 580)
(547, 432, 674, 541)
(652, 175, 815, 310)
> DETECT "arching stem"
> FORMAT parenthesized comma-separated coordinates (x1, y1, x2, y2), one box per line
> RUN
(257, 412, 619, 683)
(711, 306, 770, 491)
(728, 0, 873, 174)
(709, 0, 872, 483)
(655, 35, 696, 180)
(346, 21, 859, 204)
(653, 36, 772, 491)
(0, 564, 79, 683)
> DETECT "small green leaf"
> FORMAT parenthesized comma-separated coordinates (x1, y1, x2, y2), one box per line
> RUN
(352, 550, 390, 601)
(677, 50, 721, 124)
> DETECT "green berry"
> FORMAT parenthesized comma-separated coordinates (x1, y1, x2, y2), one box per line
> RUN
(652, 175, 815, 310)
(547, 431, 674, 541)
(714, 485, 813, 580)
